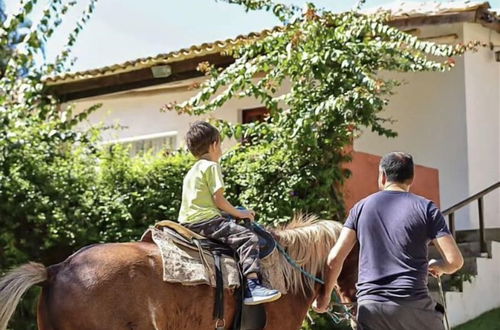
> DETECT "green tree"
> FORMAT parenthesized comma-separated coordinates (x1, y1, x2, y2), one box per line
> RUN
(172, 0, 474, 226)
(172, 2, 477, 327)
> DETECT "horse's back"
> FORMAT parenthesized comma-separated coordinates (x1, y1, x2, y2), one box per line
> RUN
(39, 241, 229, 330)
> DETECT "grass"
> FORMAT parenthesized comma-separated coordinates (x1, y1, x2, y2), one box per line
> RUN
(453, 308, 500, 330)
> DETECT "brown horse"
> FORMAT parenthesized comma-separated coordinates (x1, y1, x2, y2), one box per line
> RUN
(0, 216, 358, 330)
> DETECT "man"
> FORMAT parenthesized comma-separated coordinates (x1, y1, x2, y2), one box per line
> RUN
(314, 152, 464, 330)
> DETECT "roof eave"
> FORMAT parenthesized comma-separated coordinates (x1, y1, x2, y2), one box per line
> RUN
(45, 52, 235, 102)
(46, 4, 500, 100)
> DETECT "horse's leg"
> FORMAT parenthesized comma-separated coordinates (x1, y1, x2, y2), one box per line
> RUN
(264, 292, 314, 330)
(37, 287, 54, 330)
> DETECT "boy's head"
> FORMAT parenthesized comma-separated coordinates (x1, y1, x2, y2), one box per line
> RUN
(186, 121, 221, 158)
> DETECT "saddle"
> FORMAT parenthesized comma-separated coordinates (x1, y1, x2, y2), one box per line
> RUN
(154, 220, 276, 259)
(147, 220, 275, 330)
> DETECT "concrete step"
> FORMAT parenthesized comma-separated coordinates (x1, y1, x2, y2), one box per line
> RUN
(427, 255, 479, 292)
(428, 241, 483, 260)
(428, 274, 453, 292)
(444, 241, 500, 327)
(427, 242, 500, 294)
(426, 241, 488, 293)
(455, 228, 500, 243)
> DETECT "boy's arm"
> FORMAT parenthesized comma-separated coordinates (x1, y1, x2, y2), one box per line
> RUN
(213, 188, 255, 221)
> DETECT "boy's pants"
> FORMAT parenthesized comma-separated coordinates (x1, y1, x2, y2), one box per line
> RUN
(184, 216, 260, 276)
(356, 296, 445, 330)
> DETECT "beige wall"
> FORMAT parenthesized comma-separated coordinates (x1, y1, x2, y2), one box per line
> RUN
(462, 23, 500, 229)
(72, 77, 264, 151)
(72, 76, 292, 151)
(354, 23, 473, 229)
(355, 22, 500, 229)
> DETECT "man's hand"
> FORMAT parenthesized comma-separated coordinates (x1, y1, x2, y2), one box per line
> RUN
(312, 293, 331, 314)
(237, 209, 255, 221)
(428, 258, 445, 278)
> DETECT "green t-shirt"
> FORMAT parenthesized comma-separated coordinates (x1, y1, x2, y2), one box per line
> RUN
(178, 159, 225, 223)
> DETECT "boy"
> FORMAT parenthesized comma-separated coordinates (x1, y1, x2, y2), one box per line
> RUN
(178, 121, 281, 305)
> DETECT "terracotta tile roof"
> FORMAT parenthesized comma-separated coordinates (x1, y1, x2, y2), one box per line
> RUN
(44, 26, 285, 85)
(363, 0, 492, 18)
(46, 1, 497, 85)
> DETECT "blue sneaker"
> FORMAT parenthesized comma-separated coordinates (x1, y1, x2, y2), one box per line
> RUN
(244, 278, 281, 305)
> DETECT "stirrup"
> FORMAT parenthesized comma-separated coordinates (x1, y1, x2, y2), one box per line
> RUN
(215, 318, 225, 330)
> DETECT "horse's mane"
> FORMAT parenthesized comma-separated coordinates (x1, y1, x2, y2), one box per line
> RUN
(271, 214, 343, 296)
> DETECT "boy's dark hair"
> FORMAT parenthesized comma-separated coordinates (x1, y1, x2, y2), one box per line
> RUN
(380, 152, 414, 183)
(186, 121, 221, 157)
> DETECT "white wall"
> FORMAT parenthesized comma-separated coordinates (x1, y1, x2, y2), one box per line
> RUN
(463, 23, 500, 229)
(354, 23, 472, 229)
(71, 77, 265, 152)
(446, 241, 500, 327)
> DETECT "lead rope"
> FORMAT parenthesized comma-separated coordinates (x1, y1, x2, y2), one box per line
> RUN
(437, 275, 450, 330)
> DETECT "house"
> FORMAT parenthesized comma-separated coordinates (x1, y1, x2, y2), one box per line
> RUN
(45, 2, 500, 325)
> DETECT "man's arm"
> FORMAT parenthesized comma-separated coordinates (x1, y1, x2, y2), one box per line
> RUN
(313, 227, 357, 313)
(213, 188, 255, 221)
(429, 234, 464, 277)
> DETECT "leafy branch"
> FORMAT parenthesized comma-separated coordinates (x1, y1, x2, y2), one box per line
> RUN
(166, 2, 477, 222)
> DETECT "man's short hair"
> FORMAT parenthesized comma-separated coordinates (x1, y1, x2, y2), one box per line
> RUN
(186, 121, 221, 158)
(380, 152, 414, 183)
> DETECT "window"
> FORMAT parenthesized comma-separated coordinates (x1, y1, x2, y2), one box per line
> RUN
(242, 107, 270, 124)
(241, 107, 270, 144)
(105, 131, 177, 156)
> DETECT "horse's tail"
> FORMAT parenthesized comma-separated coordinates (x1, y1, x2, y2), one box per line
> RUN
(0, 262, 47, 330)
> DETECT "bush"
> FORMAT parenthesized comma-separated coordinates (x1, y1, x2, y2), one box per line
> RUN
(97, 146, 194, 241)
(0, 140, 194, 328)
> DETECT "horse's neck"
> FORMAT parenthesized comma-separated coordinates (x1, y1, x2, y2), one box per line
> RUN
(273, 222, 337, 296)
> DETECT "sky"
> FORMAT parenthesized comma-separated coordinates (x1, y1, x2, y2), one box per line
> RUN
(4, 0, 500, 72)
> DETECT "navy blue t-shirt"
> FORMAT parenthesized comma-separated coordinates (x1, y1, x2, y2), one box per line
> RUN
(344, 190, 451, 302)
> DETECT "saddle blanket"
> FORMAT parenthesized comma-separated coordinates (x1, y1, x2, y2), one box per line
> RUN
(141, 226, 286, 292)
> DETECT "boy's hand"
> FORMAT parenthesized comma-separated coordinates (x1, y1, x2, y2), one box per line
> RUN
(237, 209, 255, 221)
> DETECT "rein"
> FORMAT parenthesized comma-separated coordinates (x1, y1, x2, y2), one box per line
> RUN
(275, 242, 325, 285)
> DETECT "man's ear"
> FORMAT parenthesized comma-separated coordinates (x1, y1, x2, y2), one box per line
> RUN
(381, 172, 387, 184)
(378, 170, 387, 190)
(378, 170, 385, 183)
